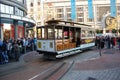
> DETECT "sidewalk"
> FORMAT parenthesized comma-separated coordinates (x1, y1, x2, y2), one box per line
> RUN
(0, 51, 39, 73)
(61, 48, 120, 80)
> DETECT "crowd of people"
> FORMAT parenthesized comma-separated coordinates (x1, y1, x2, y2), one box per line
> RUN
(0, 37, 37, 64)
(95, 35, 120, 50)
(1, 35, 120, 65)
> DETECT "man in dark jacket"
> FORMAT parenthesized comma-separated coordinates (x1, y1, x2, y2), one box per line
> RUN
(117, 36, 120, 50)
(1, 40, 8, 63)
(0, 39, 3, 64)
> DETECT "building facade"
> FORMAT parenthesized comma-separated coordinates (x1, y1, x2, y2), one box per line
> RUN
(0, 0, 35, 40)
(27, 0, 120, 30)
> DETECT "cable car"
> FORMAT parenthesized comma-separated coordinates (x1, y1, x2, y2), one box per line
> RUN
(36, 19, 95, 59)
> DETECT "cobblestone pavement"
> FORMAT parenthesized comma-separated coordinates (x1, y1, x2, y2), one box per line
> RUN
(60, 48, 120, 80)
(61, 67, 120, 80)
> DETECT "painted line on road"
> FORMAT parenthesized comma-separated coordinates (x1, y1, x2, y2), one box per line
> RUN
(28, 66, 52, 80)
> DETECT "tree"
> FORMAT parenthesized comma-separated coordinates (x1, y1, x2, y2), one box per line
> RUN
(96, 29, 103, 34)
(96, 29, 100, 34)
(112, 29, 117, 33)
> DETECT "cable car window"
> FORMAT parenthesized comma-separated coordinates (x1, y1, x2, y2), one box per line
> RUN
(81, 30, 85, 37)
(42, 28, 45, 39)
(55, 29, 62, 39)
(48, 28, 54, 39)
(93, 32, 95, 37)
(69, 28, 75, 42)
(63, 27, 69, 39)
(88, 31, 92, 37)
(64, 31, 68, 39)
(85, 31, 88, 37)
(88, 31, 95, 37)
(37, 28, 42, 39)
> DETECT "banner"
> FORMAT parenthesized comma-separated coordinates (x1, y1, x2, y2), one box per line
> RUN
(71, 0, 76, 20)
(88, 0, 94, 19)
(110, 0, 116, 17)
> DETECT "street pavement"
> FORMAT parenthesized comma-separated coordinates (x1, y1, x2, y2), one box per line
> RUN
(60, 48, 120, 80)
(0, 47, 120, 80)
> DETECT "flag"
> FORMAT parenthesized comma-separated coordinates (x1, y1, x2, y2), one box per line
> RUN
(88, 0, 94, 19)
(71, 0, 76, 20)
(110, 0, 116, 17)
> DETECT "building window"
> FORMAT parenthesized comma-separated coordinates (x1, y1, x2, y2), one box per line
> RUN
(56, 8, 64, 19)
(0, 4, 14, 15)
(57, 14, 63, 18)
(5, 5, 10, 14)
(67, 19, 72, 22)
(10, 6, 14, 14)
(57, 8, 63, 13)
(117, 6, 120, 10)
(87, 18, 94, 22)
(76, 6, 84, 22)
(67, 13, 71, 18)
(77, 13, 84, 17)
(38, 2, 40, 6)
(77, 18, 83, 22)
(1, 4, 5, 13)
(14, 7, 24, 16)
(20, 10, 24, 16)
(30, 2, 33, 7)
(66, 8, 71, 12)
(77, 7, 83, 11)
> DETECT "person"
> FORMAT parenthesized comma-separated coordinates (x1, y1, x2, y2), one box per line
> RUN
(100, 36, 105, 49)
(34, 38, 37, 50)
(1, 40, 9, 63)
(76, 37, 81, 47)
(13, 40, 20, 61)
(0, 39, 3, 64)
(6, 40, 12, 59)
(117, 36, 120, 50)
(111, 37, 116, 48)
(106, 36, 111, 49)
(95, 36, 100, 48)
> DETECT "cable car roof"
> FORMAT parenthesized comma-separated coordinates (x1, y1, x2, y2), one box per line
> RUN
(46, 19, 91, 27)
